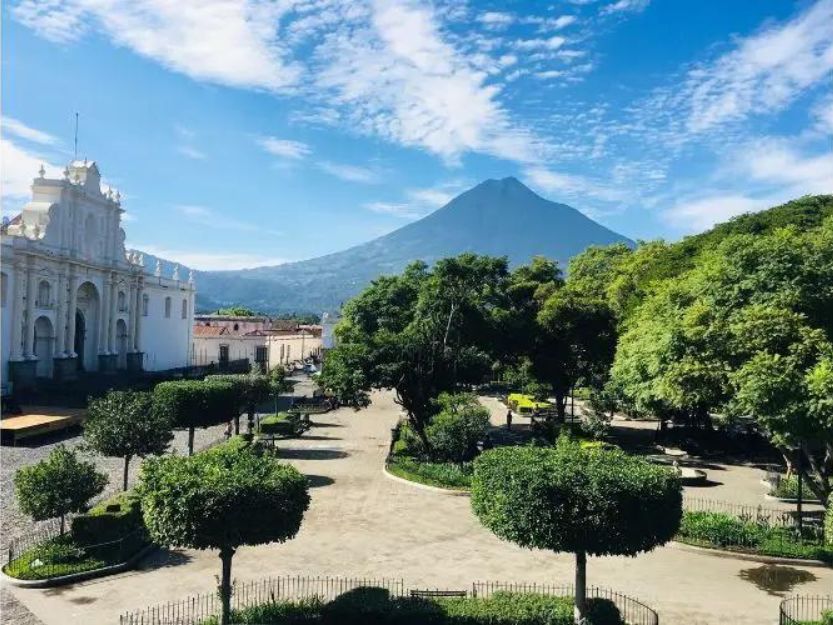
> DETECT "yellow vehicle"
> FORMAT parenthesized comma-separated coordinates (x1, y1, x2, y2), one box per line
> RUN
(507, 393, 553, 416)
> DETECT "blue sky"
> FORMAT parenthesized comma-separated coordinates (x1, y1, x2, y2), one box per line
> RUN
(2, 0, 832, 270)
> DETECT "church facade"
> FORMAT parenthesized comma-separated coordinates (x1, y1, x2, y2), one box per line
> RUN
(1, 160, 195, 390)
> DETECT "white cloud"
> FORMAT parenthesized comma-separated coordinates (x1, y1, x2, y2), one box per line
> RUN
(535, 70, 565, 80)
(2, 117, 59, 145)
(738, 138, 833, 193)
(174, 204, 282, 235)
(313, 0, 539, 164)
(318, 160, 379, 183)
(133, 244, 287, 271)
(663, 195, 765, 231)
(177, 145, 206, 160)
(515, 36, 566, 51)
(600, 0, 650, 15)
(812, 92, 833, 133)
(256, 136, 311, 160)
(477, 11, 513, 28)
(681, 0, 833, 133)
(1, 137, 63, 202)
(524, 166, 627, 203)
(12, 0, 300, 91)
(364, 201, 420, 218)
(364, 179, 468, 219)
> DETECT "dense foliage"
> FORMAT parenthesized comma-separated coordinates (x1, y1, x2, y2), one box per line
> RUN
(424, 393, 490, 463)
(208, 588, 624, 625)
(84, 390, 173, 490)
(152, 379, 240, 455)
(140, 440, 309, 625)
(471, 438, 680, 620)
(14, 445, 108, 533)
(71, 490, 145, 545)
(205, 373, 271, 433)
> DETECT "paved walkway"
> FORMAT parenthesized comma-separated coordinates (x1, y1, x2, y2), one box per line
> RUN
(6, 391, 831, 625)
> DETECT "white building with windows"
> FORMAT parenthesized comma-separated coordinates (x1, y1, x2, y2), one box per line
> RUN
(1, 160, 195, 389)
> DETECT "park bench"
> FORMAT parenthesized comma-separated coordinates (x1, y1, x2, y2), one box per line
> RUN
(410, 589, 467, 599)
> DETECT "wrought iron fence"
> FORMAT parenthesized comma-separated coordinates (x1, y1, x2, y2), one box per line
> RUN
(120, 575, 659, 625)
(779, 595, 833, 625)
(4, 529, 149, 581)
(472, 581, 659, 625)
(682, 496, 825, 528)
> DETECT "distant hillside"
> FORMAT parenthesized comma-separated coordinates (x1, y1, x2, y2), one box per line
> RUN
(191, 177, 634, 313)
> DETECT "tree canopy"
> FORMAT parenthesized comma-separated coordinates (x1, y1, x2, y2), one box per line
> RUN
(14, 445, 108, 533)
(85, 390, 173, 490)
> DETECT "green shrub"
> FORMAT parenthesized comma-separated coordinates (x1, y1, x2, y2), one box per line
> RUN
(585, 598, 623, 625)
(677, 511, 763, 548)
(259, 413, 310, 437)
(826, 505, 833, 547)
(425, 393, 490, 463)
(442, 592, 576, 624)
(395, 422, 426, 457)
(770, 475, 823, 501)
(31, 537, 85, 565)
(387, 456, 473, 489)
(71, 491, 143, 545)
(821, 608, 833, 625)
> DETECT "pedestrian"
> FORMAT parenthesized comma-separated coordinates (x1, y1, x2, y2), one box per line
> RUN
(506, 409, 513, 431)
(224, 420, 233, 440)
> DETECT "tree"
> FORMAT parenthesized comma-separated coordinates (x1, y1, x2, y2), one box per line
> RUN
(321, 254, 508, 448)
(471, 439, 681, 623)
(152, 380, 239, 455)
(532, 289, 617, 422)
(85, 390, 173, 490)
(424, 393, 490, 463)
(140, 440, 309, 625)
(14, 445, 108, 534)
(215, 306, 257, 316)
(205, 373, 272, 434)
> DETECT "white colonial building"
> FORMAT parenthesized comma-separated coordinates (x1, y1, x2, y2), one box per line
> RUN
(1, 160, 195, 389)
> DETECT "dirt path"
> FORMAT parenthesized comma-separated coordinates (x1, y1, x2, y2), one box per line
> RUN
(6, 391, 831, 625)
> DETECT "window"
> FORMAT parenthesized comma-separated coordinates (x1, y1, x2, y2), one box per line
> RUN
(142, 294, 149, 317)
(37, 280, 51, 307)
(117, 291, 127, 312)
(286, 345, 291, 363)
(181, 298, 188, 319)
(219, 344, 229, 365)
(280, 344, 285, 362)
(255, 346, 268, 372)
(164, 296, 171, 318)
(0, 273, 7, 308)
(233, 323, 239, 332)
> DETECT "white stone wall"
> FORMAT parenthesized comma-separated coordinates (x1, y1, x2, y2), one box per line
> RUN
(192, 335, 265, 367)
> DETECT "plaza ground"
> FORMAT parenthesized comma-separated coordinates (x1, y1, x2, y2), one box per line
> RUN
(4, 390, 830, 625)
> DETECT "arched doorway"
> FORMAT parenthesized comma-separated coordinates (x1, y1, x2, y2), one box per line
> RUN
(76, 282, 100, 371)
(116, 319, 128, 369)
(34, 316, 54, 378)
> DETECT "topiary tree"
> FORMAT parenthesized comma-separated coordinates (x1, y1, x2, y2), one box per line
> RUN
(140, 441, 310, 625)
(205, 374, 271, 435)
(471, 438, 681, 623)
(152, 380, 239, 455)
(425, 393, 491, 463)
(84, 390, 173, 490)
(14, 445, 108, 534)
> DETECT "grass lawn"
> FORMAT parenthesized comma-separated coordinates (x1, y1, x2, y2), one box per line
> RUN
(387, 456, 473, 490)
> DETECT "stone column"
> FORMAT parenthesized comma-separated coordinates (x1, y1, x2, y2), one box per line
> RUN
(9, 262, 25, 360)
(54, 271, 67, 357)
(99, 275, 111, 354)
(66, 272, 79, 357)
(108, 276, 117, 352)
(24, 263, 37, 359)
(127, 281, 136, 352)
(133, 279, 143, 352)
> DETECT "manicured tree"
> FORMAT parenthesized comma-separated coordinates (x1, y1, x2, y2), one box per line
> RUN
(152, 380, 239, 455)
(84, 390, 173, 490)
(471, 439, 681, 623)
(205, 374, 271, 435)
(140, 441, 310, 625)
(14, 445, 108, 534)
(425, 393, 490, 463)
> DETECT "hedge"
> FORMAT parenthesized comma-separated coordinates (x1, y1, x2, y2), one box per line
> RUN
(204, 589, 624, 625)
(259, 413, 310, 437)
(71, 490, 144, 545)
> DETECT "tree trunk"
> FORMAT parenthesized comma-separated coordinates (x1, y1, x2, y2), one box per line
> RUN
(574, 550, 587, 624)
(554, 393, 566, 424)
(123, 456, 131, 491)
(234, 414, 240, 435)
(188, 427, 195, 456)
(247, 404, 255, 435)
(219, 546, 236, 625)
(60, 514, 65, 536)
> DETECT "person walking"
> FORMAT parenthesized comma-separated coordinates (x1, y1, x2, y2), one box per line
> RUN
(506, 409, 513, 431)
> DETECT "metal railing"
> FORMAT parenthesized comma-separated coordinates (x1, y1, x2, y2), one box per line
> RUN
(120, 575, 659, 625)
(779, 595, 833, 624)
(682, 496, 825, 528)
(472, 581, 659, 625)
(4, 529, 148, 581)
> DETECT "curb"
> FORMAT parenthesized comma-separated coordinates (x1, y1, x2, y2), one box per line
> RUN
(670, 541, 831, 568)
(763, 493, 823, 505)
(1, 543, 157, 588)
(382, 465, 471, 497)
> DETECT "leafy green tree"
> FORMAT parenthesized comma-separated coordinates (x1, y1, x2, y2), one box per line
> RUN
(322, 254, 508, 448)
(205, 373, 272, 434)
(471, 439, 681, 622)
(84, 390, 173, 490)
(424, 393, 490, 463)
(215, 306, 257, 316)
(152, 380, 239, 455)
(14, 446, 108, 533)
(140, 441, 309, 625)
